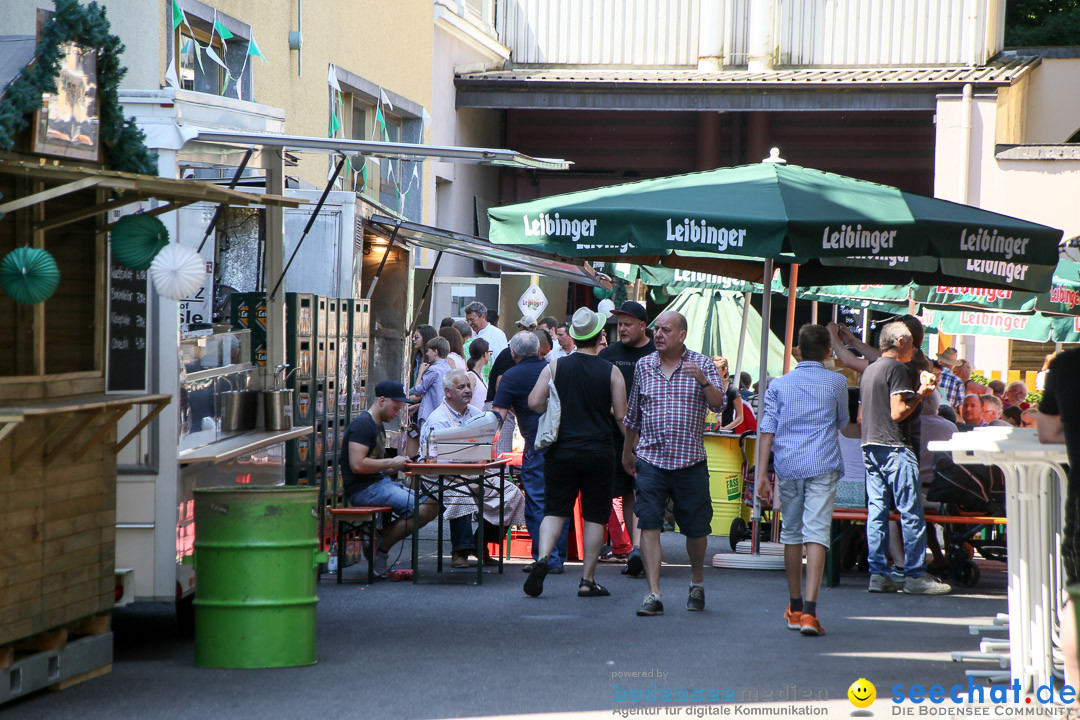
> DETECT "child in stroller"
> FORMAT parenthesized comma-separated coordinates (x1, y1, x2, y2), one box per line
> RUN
(925, 454, 1007, 587)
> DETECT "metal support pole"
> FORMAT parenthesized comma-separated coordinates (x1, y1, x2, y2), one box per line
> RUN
(732, 290, 751, 392)
(810, 300, 818, 325)
(782, 263, 799, 374)
(264, 148, 286, 383)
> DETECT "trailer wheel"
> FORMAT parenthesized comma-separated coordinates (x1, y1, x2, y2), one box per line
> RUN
(729, 517, 747, 552)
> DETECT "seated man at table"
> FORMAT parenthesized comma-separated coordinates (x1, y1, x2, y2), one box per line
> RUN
(419, 370, 526, 569)
(343, 380, 440, 577)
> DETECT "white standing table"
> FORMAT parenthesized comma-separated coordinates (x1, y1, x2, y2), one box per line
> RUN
(928, 427, 1069, 692)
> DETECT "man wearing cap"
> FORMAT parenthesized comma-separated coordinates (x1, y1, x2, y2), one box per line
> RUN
(936, 348, 965, 412)
(623, 311, 725, 616)
(494, 331, 570, 573)
(599, 301, 655, 577)
(522, 308, 627, 598)
(342, 380, 440, 576)
(465, 301, 508, 359)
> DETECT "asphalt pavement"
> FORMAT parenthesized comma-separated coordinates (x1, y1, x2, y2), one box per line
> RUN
(3, 529, 1008, 720)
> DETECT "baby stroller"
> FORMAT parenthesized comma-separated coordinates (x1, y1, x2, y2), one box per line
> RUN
(728, 431, 779, 552)
(926, 454, 1008, 588)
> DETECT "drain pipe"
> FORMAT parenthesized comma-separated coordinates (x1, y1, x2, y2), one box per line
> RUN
(958, 83, 973, 204)
(698, 0, 723, 71)
(747, 0, 775, 72)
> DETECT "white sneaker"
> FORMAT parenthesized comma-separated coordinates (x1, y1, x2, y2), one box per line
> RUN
(373, 549, 389, 576)
(902, 575, 951, 595)
(868, 574, 898, 593)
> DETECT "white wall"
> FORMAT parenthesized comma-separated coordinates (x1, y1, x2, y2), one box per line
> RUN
(430, 11, 508, 319)
(4, 0, 162, 90)
(1020, 58, 1080, 144)
(935, 66, 1080, 373)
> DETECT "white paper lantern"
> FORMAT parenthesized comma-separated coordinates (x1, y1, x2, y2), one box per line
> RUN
(150, 243, 205, 301)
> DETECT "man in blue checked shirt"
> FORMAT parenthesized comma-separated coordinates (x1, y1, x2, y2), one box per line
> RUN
(757, 324, 848, 637)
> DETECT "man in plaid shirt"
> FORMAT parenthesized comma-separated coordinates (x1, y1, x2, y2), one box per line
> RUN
(622, 311, 725, 616)
(935, 347, 965, 411)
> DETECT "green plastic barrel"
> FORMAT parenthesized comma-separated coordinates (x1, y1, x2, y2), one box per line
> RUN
(704, 434, 752, 536)
(192, 486, 325, 668)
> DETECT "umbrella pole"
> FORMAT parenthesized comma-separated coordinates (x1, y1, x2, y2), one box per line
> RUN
(713, 258, 784, 570)
(810, 300, 818, 325)
(732, 291, 751, 390)
(782, 263, 799, 374)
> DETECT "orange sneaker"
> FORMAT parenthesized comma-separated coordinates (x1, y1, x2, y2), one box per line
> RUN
(784, 605, 802, 630)
(800, 614, 825, 636)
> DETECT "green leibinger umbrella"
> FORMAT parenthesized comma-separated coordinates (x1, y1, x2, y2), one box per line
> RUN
(488, 162, 1063, 292)
(111, 213, 170, 270)
(0, 246, 61, 305)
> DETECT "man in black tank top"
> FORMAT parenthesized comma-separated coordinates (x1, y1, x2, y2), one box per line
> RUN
(521, 308, 628, 599)
(599, 301, 655, 576)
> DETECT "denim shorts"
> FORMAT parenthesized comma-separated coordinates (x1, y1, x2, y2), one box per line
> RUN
(634, 459, 712, 538)
(777, 470, 840, 548)
(349, 476, 419, 518)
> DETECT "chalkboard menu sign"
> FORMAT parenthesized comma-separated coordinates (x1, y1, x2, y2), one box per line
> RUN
(107, 258, 149, 392)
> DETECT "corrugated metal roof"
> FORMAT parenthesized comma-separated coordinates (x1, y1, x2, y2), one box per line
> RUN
(456, 56, 1040, 88)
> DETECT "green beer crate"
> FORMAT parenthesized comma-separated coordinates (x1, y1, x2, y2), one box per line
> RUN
(285, 292, 316, 339)
(323, 298, 339, 339)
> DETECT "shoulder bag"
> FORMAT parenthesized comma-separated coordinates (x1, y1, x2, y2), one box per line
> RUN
(535, 360, 561, 449)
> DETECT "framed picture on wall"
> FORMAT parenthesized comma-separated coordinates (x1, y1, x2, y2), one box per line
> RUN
(32, 42, 100, 162)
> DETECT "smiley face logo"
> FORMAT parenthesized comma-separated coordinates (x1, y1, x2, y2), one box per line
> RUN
(848, 678, 876, 709)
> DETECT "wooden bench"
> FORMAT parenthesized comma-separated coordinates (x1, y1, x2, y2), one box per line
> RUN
(827, 507, 1006, 587)
(326, 506, 393, 584)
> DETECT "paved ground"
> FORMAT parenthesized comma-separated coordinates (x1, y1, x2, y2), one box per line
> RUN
(4, 530, 1009, 720)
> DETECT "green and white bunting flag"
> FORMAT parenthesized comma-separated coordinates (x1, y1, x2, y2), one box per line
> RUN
(214, 19, 234, 41)
(247, 37, 267, 63)
(172, 2, 185, 30)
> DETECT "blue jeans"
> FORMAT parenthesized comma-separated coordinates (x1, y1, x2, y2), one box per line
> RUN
(521, 443, 568, 568)
(449, 516, 475, 552)
(863, 445, 927, 578)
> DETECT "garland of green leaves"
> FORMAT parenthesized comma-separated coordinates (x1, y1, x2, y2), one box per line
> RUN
(0, 0, 157, 175)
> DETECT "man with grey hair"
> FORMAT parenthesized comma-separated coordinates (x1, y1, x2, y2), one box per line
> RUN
(493, 330, 569, 572)
(859, 321, 950, 595)
(420, 369, 526, 568)
(465, 301, 508, 358)
(980, 394, 1011, 427)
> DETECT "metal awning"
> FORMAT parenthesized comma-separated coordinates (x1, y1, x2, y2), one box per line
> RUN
(366, 214, 611, 289)
(188, 130, 571, 171)
(0, 157, 302, 232)
(455, 56, 1042, 112)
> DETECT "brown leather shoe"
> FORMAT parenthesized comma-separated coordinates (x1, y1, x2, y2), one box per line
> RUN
(451, 550, 470, 569)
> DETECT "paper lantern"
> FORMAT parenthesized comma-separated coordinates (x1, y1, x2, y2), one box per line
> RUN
(0, 247, 61, 304)
(150, 243, 205, 301)
(111, 213, 170, 270)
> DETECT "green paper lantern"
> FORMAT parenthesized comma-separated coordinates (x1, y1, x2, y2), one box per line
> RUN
(1, 247, 61, 305)
(111, 213, 170, 270)
(592, 286, 613, 300)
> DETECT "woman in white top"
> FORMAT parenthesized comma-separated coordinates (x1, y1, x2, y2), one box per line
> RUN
(440, 326, 468, 371)
(466, 337, 490, 410)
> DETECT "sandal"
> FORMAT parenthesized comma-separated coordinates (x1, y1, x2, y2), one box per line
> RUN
(578, 578, 611, 597)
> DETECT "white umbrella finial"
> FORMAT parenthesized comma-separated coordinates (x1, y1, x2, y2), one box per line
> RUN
(762, 147, 786, 165)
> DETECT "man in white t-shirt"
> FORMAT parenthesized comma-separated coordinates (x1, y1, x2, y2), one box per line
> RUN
(546, 323, 576, 363)
(465, 301, 508, 359)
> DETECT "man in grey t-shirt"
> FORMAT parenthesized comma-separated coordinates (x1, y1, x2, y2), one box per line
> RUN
(859, 321, 950, 595)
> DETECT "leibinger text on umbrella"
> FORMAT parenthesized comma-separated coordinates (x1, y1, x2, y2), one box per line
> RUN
(963, 260, 1028, 283)
(959, 227, 1031, 260)
(522, 213, 599, 241)
(666, 219, 746, 251)
(821, 225, 897, 254)
(933, 287, 1014, 302)
(957, 312, 1031, 333)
